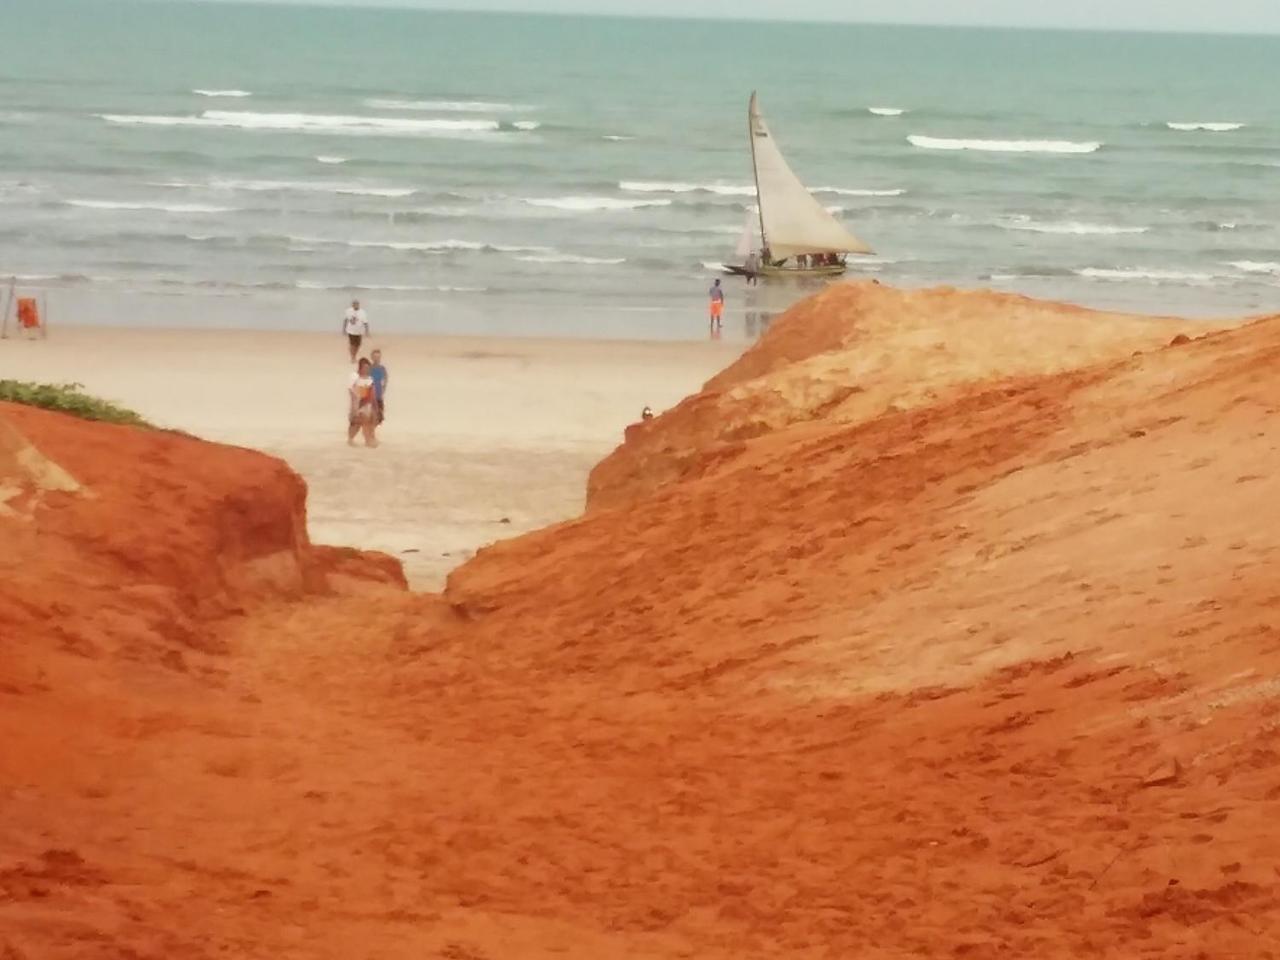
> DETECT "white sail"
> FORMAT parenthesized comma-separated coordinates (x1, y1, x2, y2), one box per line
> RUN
(734, 207, 756, 259)
(749, 92, 872, 258)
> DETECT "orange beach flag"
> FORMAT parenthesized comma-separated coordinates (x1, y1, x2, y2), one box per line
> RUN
(17, 298, 39, 329)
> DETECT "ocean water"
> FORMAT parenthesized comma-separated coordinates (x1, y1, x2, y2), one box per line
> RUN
(2, 0, 1279, 339)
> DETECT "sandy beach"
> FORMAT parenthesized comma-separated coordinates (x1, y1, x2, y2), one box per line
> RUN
(0, 326, 740, 586)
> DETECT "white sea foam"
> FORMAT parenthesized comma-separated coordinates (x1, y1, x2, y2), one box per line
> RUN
(100, 110, 513, 138)
(66, 199, 235, 213)
(701, 261, 727, 271)
(1000, 217, 1149, 236)
(204, 178, 417, 198)
(193, 89, 252, 98)
(620, 181, 755, 196)
(525, 196, 672, 212)
(315, 155, 348, 164)
(1077, 267, 1215, 283)
(1167, 121, 1245, 132)
(512, 120, 542, 131)
(814, 186, 906, 197)
(1228, 260, 1280, 275)
(515, 253, 626, 265)
(602, 134, 636, 141)
(908, 135, 1102, 154)
(295, 236, 551, 255)
(869, 107, 906, 117)
(365, 98, 526, 112)
(296, 280, 486, 292)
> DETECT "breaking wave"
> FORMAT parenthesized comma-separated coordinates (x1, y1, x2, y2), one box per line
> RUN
(296, 280, 487, 293)
(66, 199, 235, 213)
(1076, 267, 1216, 284)
(294, 235, 551, 255)
(999, 217, 1149, 236)
(525, 196, 672, 212)
(200, 178, 417, 198)
(515, 253, 626, 265)
(908, 135, 1102, 154)
(814, 186, 906, 197)
(100, 110, 520, 138)
(315, 155, 348, 164)
(869, 107, 905, 117)
(620, 181, 755, 197)
(364, 98, 527, 112)
(1167, 121, 1245, 132)
(193, 89, 252, 98)
(1227, 260, 1280, 275)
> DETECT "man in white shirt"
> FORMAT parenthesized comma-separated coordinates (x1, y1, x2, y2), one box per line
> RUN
(343, 299, 369, 362)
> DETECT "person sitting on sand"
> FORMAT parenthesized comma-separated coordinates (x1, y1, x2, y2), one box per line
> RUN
(343, 299, 369, 362)
(347, 357, 378, 447)
(370, 348, 389, 425)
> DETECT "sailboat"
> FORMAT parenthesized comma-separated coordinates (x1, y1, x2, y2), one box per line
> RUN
(725, 92, 873, 279)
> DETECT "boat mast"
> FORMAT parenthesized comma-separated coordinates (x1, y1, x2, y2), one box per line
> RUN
(748, 91, 767, 259)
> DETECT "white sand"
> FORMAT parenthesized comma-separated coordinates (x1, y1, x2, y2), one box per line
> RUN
(0, 328, 740, 587)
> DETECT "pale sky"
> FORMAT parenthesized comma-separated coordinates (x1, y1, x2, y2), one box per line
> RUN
(206, 0, 1280, 34)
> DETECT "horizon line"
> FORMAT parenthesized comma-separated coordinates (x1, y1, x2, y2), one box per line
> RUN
(107, 0, 1280, 38)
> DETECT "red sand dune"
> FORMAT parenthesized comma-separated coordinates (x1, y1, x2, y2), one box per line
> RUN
(588, 282, 1202, 510)
(4, 286, 1280, 958)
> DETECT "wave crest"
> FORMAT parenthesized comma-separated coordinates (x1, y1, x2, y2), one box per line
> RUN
(814, 186, 905, 197)
(525, 196, 672, 212)
(365, 98, 528, 112)
(908, 135, 1102, 154)
(100, 110, 524, 138)
(1077, 267, 1215, 284)
(620, 181, 754, 197)
(1228, 260, 1280, 275)
(1000, 217, 1149, 236)
(1167, 121, 1245, 132)
(515, 253, 626, 265)
(66, 199, 235, 213)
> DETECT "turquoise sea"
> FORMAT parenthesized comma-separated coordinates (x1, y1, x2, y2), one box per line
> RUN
(2, 0, 1279, 338)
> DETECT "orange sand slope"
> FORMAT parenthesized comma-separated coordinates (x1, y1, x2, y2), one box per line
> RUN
(4, 286, 1280, 959)
(589, 282, 1209, 509)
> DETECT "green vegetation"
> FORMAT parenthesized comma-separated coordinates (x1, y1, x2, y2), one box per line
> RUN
(0, 380, 150, 427)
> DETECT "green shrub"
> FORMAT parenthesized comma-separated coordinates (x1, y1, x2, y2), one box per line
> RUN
(0, 380, 150, 427)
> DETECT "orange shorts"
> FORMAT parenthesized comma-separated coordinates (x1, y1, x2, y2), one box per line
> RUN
(710, 299, 724, 319)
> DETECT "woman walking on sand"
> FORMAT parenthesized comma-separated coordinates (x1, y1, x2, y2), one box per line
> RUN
(347, 357, 378, 447)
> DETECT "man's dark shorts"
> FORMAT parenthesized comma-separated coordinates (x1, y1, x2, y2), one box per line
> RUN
(348, 333, 362, 352)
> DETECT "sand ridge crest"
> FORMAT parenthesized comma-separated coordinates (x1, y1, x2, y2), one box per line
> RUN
(588, 282, 1216, 511)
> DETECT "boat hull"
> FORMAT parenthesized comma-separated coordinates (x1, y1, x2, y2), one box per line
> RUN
(722, 262, 847, 279)
(761, 262, 846, 278)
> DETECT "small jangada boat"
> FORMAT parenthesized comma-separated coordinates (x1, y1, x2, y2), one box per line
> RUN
(725, 91, 874, 279)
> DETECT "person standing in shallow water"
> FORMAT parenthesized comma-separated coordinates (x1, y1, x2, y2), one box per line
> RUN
(369, 348, 389, 426)
(343, 299, 369, 362)
(708, 278, 725, 333)
(347, 357, 378, 447)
